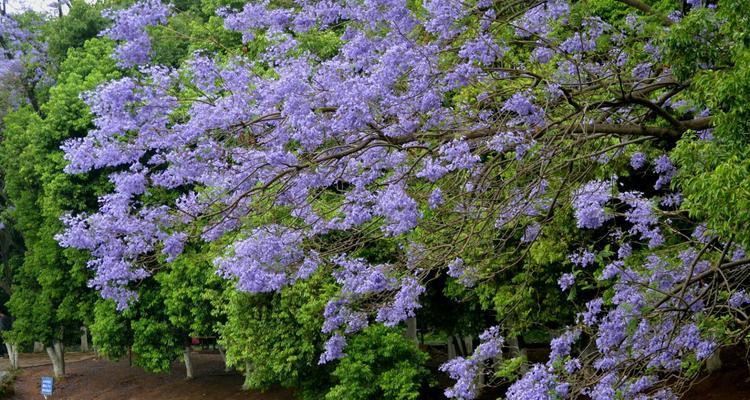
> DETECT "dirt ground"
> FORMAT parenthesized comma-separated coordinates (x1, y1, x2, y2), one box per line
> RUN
(6, 352, 294, 400)
(2, 350, 750, 399)
(682, 367, 750, 400)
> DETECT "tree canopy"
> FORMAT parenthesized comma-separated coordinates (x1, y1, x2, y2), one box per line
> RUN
(2, 0, 750, 398)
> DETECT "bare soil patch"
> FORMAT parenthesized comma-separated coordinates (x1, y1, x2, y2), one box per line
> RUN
(3, 349, 750, 399)
(6, 352, 294, 400)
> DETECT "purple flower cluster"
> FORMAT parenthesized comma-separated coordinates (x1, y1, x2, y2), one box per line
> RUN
(630, 152, 647, 170)
(653, 155, 676, 190)
(619, 191, 663, 248)
(52, 0, 733, 397)
(572, 180, 613, 229)
(440, 326, 503, 399)
(215, 226, 318, 293)
(446, 257, 478, 288)
(558, 273, 575, 291)
(569, 249, 596, 267)
(101, 0, 171, 67)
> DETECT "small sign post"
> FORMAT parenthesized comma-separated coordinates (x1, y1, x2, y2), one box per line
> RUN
(41, 376, 53, 398)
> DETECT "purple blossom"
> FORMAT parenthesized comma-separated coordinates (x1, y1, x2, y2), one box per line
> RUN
(502, 93, 546, 127)
(549, 329, 580, 361)
(569, 249, 596, 267)
(572, 180, 613, 229)
(521, 222, 542, 243)
(319, 333, 346, 364)
(732, 247, 746, 262)
(619, 191, 663, 248)
(375, 184, 419, 236)
(162, 232, 187, 262)
(580, 298, 604, 325)
(441, 326, 503, 399)
(506, 364, 560, 400)
(447, 258, 477, 287)
(558, 273, 575, 291)
(101, 0, 171, 67)
(514, 0, 570, 38)
(729, 290, 749, 308)
(376, 277, 425, 326)
(630, 152, 646, 170)
(531, 46, 554, 64)
(215, 225, 313, 293)
(332, 256, 395, 295)
(653, 154, 676, 190)
(691, 223, 713, 244)
(428, 188, 444, 209)
(458, 34, 505, 65)
(660, 193, 683, 208)
(618, 243, 632, 259)
(632, 62, 653, 79)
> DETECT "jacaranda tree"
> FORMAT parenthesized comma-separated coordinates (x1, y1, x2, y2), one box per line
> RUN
(34, 0, 750, 398)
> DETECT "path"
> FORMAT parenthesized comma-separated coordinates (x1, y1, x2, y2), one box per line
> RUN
(6, 353, 295, 400)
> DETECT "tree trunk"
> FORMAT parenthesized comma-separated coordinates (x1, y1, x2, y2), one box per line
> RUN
(463, 336, 474, 355)
(33, 341, 44, 353)
(447, 339, 456, 359)
(506, 335, 528, 374)
(706, 348, 722, 373)
(506, 335, 521, 358)
(46, 340, 65, 377)
(404, 317, 417, 342)
(451, 335, 467, 356)
(80, 327, 89, 352)
(218, 347, 229, 372)
(183, 347, 193, 379)
(5, 343, 18, 369)
(241, 361, 252, 390)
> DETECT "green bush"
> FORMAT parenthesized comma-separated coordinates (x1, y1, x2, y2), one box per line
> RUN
(325, 324, 430, 400)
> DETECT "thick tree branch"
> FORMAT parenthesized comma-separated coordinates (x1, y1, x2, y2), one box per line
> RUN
(572, 117, 713, 139)
(615, 0, 673, 25)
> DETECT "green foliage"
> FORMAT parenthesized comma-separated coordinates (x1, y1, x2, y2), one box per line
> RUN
(93, 285, 185, 373)
(325, 324, 430, 400)
(90, 300, 131, 360)
(219, 270, 335, 396)
(130, 293, 184, 373)
(670, 0, 750, 247)
(44, 0, 109, 64)
(494, 356, 527, 381)
(157, 247, 225, 336)
(0, 36, 117, 347)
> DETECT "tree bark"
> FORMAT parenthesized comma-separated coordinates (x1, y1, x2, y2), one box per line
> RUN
(218, 346, 230, 372)
(506, 336, 528, 374)
(5, 343, 18, 369)
(80, 327, 89, 352)
(33, 341, 44, 353)
(241, 361, 253, 390)
(706, 349, 722, 373)
(46, 340, 65, 377)
(404, 317, 417, 342)
(452, 335, 467, 356)
(463, 336, 474, 355)
(183, 347, 193, 379)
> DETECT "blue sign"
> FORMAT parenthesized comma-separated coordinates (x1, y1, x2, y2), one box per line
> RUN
(41, 376, 53, 396)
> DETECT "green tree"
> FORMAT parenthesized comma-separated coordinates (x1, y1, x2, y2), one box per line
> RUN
(325, 324, 430, 400)
(1, 37, 117, 376)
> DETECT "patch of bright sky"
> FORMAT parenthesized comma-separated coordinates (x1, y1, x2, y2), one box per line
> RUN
(7, 0, 96, 15)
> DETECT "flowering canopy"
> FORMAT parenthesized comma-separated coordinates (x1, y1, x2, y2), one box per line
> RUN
(54, 0, 750, 398)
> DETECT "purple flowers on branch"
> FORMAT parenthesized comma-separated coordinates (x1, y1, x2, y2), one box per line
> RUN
(101, 0, 171, 67)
